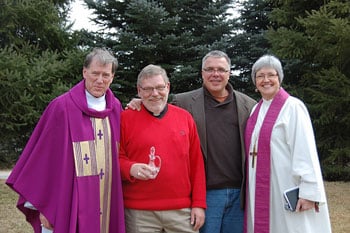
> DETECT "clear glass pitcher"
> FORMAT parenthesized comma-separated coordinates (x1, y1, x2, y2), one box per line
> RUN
(148, 146, 161, 179)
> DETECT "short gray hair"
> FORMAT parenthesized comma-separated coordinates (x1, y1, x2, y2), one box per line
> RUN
(84, 48, 118, 74)
(202, 50, 231, 70)
(137, 64, 169, 86)
(251, 55, 284, 85)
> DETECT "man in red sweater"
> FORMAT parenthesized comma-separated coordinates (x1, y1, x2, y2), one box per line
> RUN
(119, 64, 206, 233)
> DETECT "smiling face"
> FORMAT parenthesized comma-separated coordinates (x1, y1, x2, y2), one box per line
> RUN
(201, 56, 230, 96)
(138, 74, 170, 115)
(83, 57, 114, 98)
(255, 67, 280, 100)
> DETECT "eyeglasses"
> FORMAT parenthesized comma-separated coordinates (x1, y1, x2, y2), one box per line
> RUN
(256, 73, 278, 81)
(203, 68, 229, 74)
(139, 85, 167, 94)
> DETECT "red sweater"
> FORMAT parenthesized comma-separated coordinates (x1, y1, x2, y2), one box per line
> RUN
(119, 104, 206, 210)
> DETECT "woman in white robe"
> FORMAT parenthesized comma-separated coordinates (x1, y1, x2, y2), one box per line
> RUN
(244, 55, 332, 233)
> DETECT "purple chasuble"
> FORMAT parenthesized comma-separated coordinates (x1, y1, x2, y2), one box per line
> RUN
(243, 88, 289, 233)
(6, 80, 125, 233)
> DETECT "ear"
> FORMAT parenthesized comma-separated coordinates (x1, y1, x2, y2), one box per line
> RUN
(82, 67, 87, 79)
(201, 70, 205, 77)
(137, 86, 141, 97)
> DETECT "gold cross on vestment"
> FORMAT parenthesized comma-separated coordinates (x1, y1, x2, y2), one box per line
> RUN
(249, 144, 257, 168)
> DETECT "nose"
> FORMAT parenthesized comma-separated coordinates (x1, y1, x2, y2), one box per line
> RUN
(262, 76, 270, 81)
(95, 74, 104, 82)
(151, 88, 160, 95)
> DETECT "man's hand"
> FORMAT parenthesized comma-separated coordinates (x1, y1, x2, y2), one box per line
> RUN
(39, 213, 54, 230)
(125, 98, 142, 111)
(191, 207, 205, 231)
(130, 163, 159, 180)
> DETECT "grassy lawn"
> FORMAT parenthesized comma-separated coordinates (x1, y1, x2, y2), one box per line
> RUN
(0, 180, 349, 232)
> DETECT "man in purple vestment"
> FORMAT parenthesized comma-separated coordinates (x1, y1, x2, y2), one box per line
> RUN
(6, 48, 125, 233)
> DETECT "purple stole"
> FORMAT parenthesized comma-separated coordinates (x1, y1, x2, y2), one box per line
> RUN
(244, 88, 289, 233)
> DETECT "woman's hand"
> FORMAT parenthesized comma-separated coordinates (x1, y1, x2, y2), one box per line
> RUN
(296, 198, 319, 212)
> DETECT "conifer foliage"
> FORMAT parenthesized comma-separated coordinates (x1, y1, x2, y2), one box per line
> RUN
(85, 0, 235, 102)
(0, 0, 348, 180)
(0, 0, 85, 167)
(266, 0, 350, 180)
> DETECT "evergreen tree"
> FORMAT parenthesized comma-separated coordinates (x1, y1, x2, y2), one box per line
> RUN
(228, 0, 273, 98)
(0, 0, 85, 167)
(84, 0, 235, 103)
(267, 0, 350, 180)
(0, 0, 74, 51)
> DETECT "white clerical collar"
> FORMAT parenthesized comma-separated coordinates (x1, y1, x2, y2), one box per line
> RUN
(262, 98, 273, 105)
(85, 90, 106, 111)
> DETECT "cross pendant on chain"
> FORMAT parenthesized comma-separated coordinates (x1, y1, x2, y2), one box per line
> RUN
(249, 144, 257, 168)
